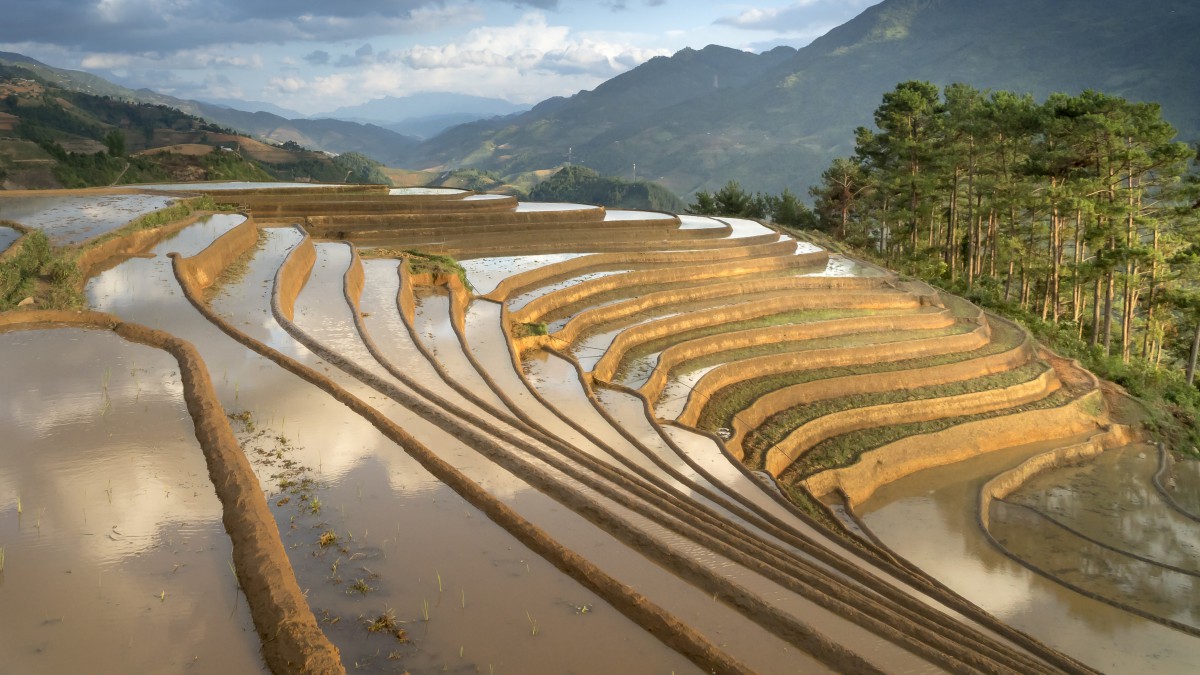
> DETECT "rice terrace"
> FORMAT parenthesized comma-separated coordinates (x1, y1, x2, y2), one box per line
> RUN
(2, 180, 1197, 674)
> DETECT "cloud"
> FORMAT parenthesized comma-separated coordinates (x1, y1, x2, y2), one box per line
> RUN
(303, 50, 331, 66)
(263, 11, 670, 111)
(0, 0, 481, 53)
(710, 0, 873, 45)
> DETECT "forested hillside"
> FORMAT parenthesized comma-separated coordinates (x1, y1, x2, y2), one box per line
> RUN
(0, 64, 389, 189)
(806, 81, 1200, 442)
(410, 0, 1200, 198)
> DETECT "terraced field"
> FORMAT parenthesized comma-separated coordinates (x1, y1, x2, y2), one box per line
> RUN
(1, 183, 1196, 674)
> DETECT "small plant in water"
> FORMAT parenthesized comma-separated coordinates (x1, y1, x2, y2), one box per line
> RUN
(0, 547, 5, 574)
(349, 578, 372, 595)
(526, 611, 538, 636)
(365, 608, 408, 643)
(318, 530, 338, 548)
(309, 497, 322, 515)
(421, 599, 430, 622)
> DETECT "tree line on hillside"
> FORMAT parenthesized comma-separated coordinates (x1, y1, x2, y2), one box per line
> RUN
(688, 181, 817, 229)
(530, 165, 686, 212)
(801, 81, 1200, 444)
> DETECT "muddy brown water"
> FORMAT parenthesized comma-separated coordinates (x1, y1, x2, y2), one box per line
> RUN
(1167, 456, 1200, 517)
(0, 193, 177, 245)
(860, 439, 1200, 673)
(256, 236, 715, 673)
(990, 443, 1200, 629)
(0, 328, 264, 674)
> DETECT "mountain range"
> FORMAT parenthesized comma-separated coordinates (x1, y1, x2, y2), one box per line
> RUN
(5, 0, 1200, 198)
(405, 0, 1200, 197)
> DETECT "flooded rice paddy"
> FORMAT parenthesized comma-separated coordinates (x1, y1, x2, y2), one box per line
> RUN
(0, 193, 176, 244)
(4, 183, 1197, 674)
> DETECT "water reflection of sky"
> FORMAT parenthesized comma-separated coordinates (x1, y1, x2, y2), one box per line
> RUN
(388, 187, 466, 196)
(861, 443, 1200, 674)
(0, 328, 264, 673)
(0, 225, 19, 254)
(0, 194, 177, 245)
(459, 253, 588, 295)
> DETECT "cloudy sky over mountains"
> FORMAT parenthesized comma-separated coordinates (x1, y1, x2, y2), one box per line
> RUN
(1, 0, 879, 114)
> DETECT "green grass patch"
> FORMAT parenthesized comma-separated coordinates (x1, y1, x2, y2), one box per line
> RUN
(512, 321, 548, 338)
(697, 318, 1025, 432)
(538, 266, 805, 326)
(778, 386, 1083, 484)
(615, 307, 896, 380)
(370, 248, 473, 292)
(674, 323, 975, 378)
(741, 361, 1049, 469)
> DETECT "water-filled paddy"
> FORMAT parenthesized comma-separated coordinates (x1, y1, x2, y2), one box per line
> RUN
(0, 328, 264, 674)
(0, 193, 176, 245)
(0, 224, 19, 254)
(860, 441, 1200, 673)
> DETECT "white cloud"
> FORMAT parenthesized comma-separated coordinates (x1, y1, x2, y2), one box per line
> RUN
(263, 11, 670, 111)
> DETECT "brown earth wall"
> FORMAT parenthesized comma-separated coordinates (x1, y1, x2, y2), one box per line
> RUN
(167, 215, 258, 290)
(543, 276, 894, 350)
(161, 184, 389, 197)
(509, 253, 833, 324)
(487, 244, 820, 302)
(0, 310, 343, 674)
(75, 212, 231, 279)
(675, 322, 992, 426)
(591, 292, 929, 383)
(727, 335, 1035, 452)
(802, 390, 1105, 507)
(639, 310, 961, 407)
(765, 368, 1062, 477)
(275, 229, 317, 322)
(301, 206, 605, 233)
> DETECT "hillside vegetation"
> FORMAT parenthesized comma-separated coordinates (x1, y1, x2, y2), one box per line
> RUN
(805, 81, 1200, 449)
(528, 165, 685, 212)
(0, 64, 390, 189)
(409, 0, 1200, 197)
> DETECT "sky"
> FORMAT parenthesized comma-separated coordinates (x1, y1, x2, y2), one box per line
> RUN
(0, 1, 881, 116)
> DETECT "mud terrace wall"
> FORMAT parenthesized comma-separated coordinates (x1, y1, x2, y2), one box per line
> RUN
(728, 335, 1035, 451)
(765, 367, 1062, 477)
(169, 215, 258, 289)
(592, 291, 927, 380)
(803, 390, 1105, 506)
(561, 281, 901, 370)
(489, 245, 824, 303)
(0, 310, 343, 675)
(978, 424, 1137, 529)
(675, 322, 993, 426)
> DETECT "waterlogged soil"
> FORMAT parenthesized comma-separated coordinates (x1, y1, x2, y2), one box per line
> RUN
(860, 439, 1200, 674)
(0, 328, 264, 675)
(0, 193, 177, 245)
(388, 187, 465, 196)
